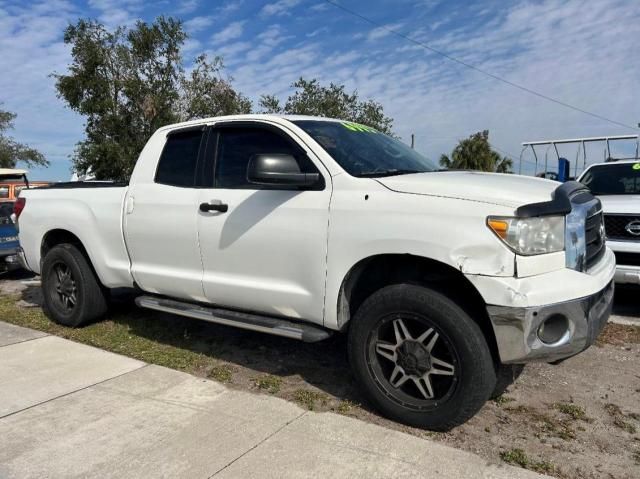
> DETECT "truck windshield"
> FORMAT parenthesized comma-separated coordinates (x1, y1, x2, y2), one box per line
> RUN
(580, 163, 640, 195)
(293, 120, 437, 177)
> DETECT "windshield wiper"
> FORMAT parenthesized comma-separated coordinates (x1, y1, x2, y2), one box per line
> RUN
(358, 169, 428, 178)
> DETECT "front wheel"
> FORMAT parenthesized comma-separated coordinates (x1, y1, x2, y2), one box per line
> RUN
(41, 244, 108, 327)
(348, 284, 496, 431)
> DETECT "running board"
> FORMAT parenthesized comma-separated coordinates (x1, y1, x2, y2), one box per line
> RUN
(135, 296, 332, 343)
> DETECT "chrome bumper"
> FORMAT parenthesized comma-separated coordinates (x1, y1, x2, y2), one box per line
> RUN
(487, 280, 614, 363)
(614, 264, 640, 284)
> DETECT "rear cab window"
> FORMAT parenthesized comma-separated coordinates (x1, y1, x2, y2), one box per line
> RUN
(155, 128, 204, 187)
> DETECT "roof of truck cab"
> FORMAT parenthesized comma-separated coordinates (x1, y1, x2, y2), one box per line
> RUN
(0, 168, 28, 176)
(157, 114, 343, 133)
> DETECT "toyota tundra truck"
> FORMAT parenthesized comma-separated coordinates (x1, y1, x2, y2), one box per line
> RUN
(15, 115, 615, 430)
(578, 160, 640, 284)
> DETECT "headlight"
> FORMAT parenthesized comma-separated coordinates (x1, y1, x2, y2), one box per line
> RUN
(487, 216, 565, 255)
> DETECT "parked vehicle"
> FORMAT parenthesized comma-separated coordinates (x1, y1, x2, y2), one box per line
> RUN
(0, 202, 20, 272)
(579, 160, 640, 284)
(16, 115, 615, 430)
(0, 169, 48, 202)
(0, 169, 31, 272)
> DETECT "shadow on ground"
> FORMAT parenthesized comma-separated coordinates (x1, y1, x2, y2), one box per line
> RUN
(612, 284, 640, 317)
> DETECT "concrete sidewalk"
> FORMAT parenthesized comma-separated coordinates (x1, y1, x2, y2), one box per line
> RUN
(0, 322, 547, 479)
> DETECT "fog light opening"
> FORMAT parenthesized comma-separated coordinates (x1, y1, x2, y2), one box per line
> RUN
(537, 314, 569, 345)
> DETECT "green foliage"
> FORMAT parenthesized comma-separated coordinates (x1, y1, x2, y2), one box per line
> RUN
(253, 374, 282, 394)
(54, 17, 251, 181)
(0, 107, 47, 168)
(260, 78, 393, 134)
(500, 448, 555, 474)
(439, 130, 512, 173)
(180, 54, 252, 120)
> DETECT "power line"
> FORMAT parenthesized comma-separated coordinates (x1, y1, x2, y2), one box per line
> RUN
(322, 0, 638, 131)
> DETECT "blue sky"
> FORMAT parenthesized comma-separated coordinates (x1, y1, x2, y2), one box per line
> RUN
(1, 0, 639, 181)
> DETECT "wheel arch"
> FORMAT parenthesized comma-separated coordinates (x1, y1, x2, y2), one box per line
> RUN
(336, 253, 500, 363)
(40, 229, 103, 285)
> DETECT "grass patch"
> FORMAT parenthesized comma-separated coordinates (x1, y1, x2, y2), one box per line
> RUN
(253, 374, 282, 394)
(208, 365, 233, 383)
(506, 404, 577, 441)
(334, 399, 357, 414)
(500, 448, 555, 474)
(553, 402, 591, 422)
(605, 403, 637, 434)
(493, 395, 515, 406)
(293, 389, 327, 411)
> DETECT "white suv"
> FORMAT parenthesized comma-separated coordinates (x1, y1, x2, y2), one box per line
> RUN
(579, 160, 640, 284)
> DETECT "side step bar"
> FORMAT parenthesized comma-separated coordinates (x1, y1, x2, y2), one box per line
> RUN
(135, 295, 332, 343)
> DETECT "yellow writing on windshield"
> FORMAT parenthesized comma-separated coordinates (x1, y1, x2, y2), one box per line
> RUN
(342, 122, 378, 133)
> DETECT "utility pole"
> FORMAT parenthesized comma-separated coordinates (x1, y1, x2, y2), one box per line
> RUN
(411, 134, 415, 149)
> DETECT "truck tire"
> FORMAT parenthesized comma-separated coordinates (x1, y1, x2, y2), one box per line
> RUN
(491, 364, 525, 399)
(41, 244, 108, 327)
(348, 283, 496, 431)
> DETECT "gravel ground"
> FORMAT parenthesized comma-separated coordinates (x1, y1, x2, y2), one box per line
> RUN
(1, 270, 639, 478)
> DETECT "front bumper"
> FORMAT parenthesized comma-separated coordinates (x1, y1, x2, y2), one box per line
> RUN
(0, 246, 21, 272)
(487, 280, 614, 363)
(614, 265, 640, 284)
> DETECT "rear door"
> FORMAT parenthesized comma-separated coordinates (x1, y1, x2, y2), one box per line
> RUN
(196, 122, 331, 324)
(124, 126, 208, 302)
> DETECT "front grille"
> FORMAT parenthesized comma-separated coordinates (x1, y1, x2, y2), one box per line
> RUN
(585, 211, 606, 270)
(604, 214, 640, 240)
(613, 251, 640, 267)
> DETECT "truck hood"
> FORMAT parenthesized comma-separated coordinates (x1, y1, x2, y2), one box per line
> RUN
(376, 171, 559, 209)
(596, 195, 640, 214)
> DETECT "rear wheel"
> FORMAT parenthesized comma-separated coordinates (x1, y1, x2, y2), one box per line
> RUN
(41, 244, 108, 327)
(348, 284, 496, 430)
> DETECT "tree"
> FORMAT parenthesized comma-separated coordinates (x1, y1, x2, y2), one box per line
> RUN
(259, 78, 393, 134)
(439, 130, 512, 173)
(0, 107, 47, 169)
(54, 18, 251, 180)
(180, 54, 252, 120)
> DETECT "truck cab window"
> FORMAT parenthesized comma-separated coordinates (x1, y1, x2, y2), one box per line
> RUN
(155, 130, 203, 187)
(214, 127, 316, 189)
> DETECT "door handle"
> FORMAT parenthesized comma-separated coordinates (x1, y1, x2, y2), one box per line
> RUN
(200, 201, 228, 213)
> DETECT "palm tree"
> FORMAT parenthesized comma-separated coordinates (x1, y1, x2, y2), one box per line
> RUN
(439, 130, 512, 173)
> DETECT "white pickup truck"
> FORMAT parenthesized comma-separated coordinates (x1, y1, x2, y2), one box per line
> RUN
(16, 115, 615, 430)
(578, 160, 640, 284)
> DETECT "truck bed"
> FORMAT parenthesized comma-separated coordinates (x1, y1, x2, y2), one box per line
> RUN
(18, 184, 133, 288)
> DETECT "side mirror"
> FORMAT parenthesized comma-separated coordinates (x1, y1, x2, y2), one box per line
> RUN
(247, 154, 320, 187)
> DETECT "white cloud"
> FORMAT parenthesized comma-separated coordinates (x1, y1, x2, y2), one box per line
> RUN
(219, 1, 243, 15)
(367, 23, 403, 42)
(211, 21, 245, 44)
(176, 0, 198, 14)
(309, 3, 329, 12)
(184, 15, 215, 33)
(260, 0, 300, 17)
(87, 0, 142, 27)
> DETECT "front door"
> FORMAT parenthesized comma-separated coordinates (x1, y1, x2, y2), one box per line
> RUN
(197, 123, 331, 324)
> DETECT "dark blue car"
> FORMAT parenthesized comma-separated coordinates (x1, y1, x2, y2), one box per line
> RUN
(0, 202, 20, 272)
